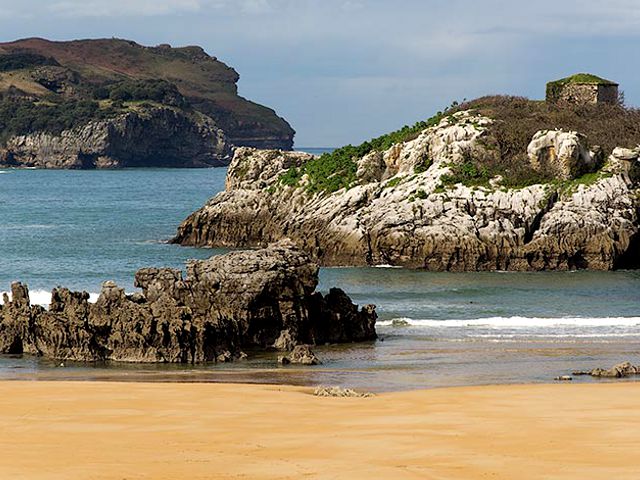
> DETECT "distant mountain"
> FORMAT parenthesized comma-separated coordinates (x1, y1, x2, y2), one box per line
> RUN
(0, 38, 294, 168)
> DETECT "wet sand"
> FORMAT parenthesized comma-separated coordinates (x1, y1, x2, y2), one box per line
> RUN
(0, 381, 638, 479)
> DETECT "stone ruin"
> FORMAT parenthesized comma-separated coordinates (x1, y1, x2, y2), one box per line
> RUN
(546, 73, 619, 106)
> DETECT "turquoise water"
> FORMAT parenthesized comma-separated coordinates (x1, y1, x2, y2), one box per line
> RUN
(1, 167, 639, 390)
(0, 168, 227, 295)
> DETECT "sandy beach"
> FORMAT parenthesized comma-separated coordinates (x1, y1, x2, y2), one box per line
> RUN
(0, 382, 639, 479)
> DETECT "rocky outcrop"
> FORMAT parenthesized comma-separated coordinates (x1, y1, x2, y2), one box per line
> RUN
(0, 106, 231, 168)
(278, 345, 321, 365)
(527, 130, 599, 180)
(0, 241, 377, 363)
(173, 110, 640, 271)
(573, 362, 640, 378)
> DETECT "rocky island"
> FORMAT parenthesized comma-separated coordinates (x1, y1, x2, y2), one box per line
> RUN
(0, 241, 376, 363)
(174, 76, 640, 271)
(0, 38, 294, 168)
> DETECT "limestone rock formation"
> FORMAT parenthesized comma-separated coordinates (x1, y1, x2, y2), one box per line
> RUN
(527, 130, 597, 180)
(0, 241, 377, 363)
(0, 106, 230, 168)
(173, 110, 640, 271)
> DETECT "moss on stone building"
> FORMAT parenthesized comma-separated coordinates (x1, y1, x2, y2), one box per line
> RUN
(546, 73, 619, 105)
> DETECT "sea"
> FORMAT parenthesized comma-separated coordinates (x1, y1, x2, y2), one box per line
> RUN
(1, 153, 639, 391)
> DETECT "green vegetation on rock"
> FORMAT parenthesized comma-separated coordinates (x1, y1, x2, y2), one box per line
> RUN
(279, 166, 303, 187)
(278, 106, 455, 194)
(279, 95, 640, 195)
(441, 95, 640, 189)
(384, 176, 404, 188)
(414, 154, 432, 174)
(0, 99, 121, 143)
(95, 79, 186, 107)
(548, 73, 617, 87)
(559, 171, 613, 195)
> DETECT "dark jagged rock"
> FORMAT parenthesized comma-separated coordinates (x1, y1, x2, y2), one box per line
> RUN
(572, 361, 640, 378)
(0, 242, 377, 363)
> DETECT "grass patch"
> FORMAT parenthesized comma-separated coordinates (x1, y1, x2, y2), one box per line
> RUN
(384, 176, 404, 188)
(559, 171, 612, 195)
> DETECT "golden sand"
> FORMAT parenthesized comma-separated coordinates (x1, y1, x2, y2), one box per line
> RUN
(0, 381, 638, 479)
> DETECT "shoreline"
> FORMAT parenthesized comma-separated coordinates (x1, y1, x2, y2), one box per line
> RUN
(1, 381, 639, 479)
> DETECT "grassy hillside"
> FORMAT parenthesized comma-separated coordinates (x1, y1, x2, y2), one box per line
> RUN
(0, 38, 294, 148)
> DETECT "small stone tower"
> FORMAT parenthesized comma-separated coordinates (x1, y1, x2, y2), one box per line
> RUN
(546, 74, 619, 106)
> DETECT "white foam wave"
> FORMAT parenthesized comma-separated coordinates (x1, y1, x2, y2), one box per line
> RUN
(373, 264, 403, 269)
(1, 290, 101, 308)
(377, 316, 640, 328)
(468, 333, 640, 339)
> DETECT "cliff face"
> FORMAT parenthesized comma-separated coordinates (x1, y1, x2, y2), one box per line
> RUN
(173, 111, 640, 271)
(0, 37, 294, 167)
(0, 241, 377, 363)
(1, 106, 230, 168)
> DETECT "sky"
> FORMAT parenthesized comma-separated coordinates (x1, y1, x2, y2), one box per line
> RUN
(0, 0, 638, 146)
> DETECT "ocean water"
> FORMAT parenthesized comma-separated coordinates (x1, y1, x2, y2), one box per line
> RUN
(1, 167, 639, 390)
(295, 147, 335, 155)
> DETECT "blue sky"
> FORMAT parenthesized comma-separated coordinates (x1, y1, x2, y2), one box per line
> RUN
(0, 0, 638, 146)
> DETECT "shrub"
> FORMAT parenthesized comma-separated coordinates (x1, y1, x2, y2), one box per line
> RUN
(105, 79, 186, 107)
(279, 166, 303, 186)
(0, 98, 121, 143)
(414, 154, 432, 174)
(0, 53, 59, 71)
(440, 145, 555, 189)
(457, 96, 640, 162)
(441, 96, 640, 188)
(415, 189, 428, 199)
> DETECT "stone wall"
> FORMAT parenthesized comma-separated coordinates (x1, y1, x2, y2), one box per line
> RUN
(549, 83, 619, 105)
(597, 85, 619, 104)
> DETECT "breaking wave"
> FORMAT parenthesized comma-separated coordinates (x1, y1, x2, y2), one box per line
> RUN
(377, 316, 640, 328)
(0, 290, 101, 308)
